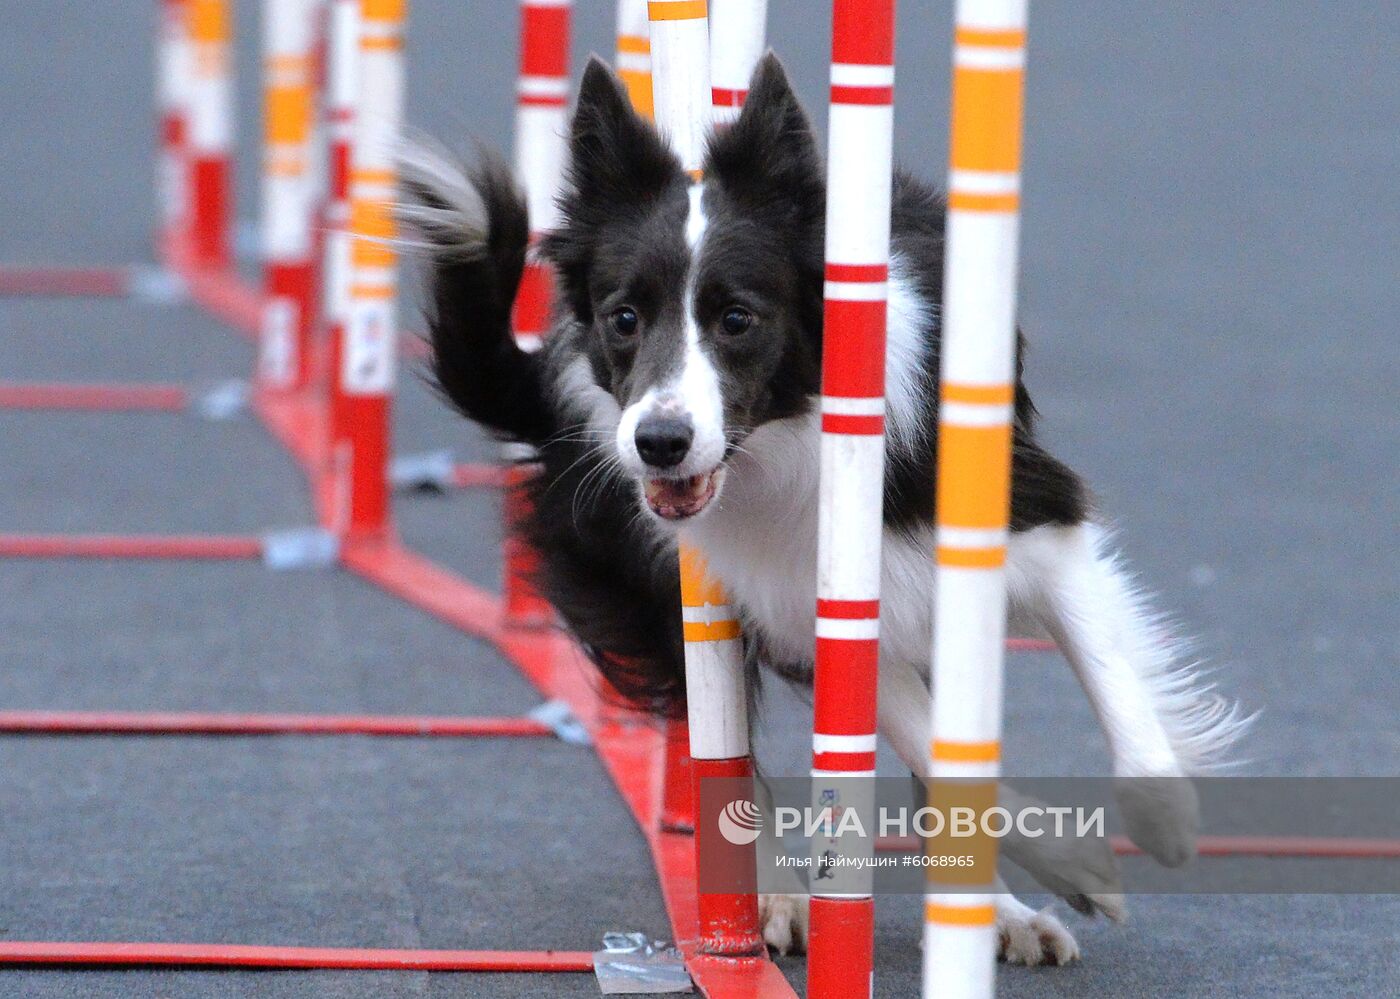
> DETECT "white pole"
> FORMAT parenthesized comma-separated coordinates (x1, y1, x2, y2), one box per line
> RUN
(707, 0, 767, 125)
(157, 0, 191, 247)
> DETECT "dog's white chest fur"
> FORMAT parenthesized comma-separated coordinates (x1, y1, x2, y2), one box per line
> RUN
(682, 411, 940, 673)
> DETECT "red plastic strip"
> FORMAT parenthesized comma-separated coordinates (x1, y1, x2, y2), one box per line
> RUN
(0, 382, 188, 411)
(0, 941, 594, 972)
(876, 834, 1400, 859)
(1112, 834, 1400, 860)
(0, 534, 263, 560)
(0, 711, 553, 738)
(0, 266, 129, 297)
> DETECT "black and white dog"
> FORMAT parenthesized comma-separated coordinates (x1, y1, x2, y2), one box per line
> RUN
(400, 54, 1247, 964)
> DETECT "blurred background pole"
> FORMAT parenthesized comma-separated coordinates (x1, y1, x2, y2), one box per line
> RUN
(259, 0, 319, 393)
(185, 0, 235, 268)
(328, 0, 406, 540)
(500, 0, 572, 629)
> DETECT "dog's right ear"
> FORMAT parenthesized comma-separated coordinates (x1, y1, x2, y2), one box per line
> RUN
(566, 57, 677, 201)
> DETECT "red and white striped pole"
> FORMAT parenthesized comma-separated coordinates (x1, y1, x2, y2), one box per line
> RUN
(184, 0, 234, 269)
(649, 0, 763, 957)
(320, 0, 358, 360)
(259, 0, 320, 393)
(157, 0, 190, 257)
(614, 0, 653, 120)
(326, 0, 406, 540)
(319, 0, 359, 522)
(808, 1, 896, 995)
(925, 2, 1029, 996)
(501, 0, 572, 629)
(708, 0, 767, 125)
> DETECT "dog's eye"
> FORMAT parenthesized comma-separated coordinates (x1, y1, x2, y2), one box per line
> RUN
(611, 307, 639, 336)
(720, 307, 753, 335)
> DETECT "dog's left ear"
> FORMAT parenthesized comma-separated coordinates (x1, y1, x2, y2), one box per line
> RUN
(707, 52, 823, 214)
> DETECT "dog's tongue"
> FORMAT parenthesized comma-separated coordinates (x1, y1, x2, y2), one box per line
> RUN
(645, 472, 715, 520)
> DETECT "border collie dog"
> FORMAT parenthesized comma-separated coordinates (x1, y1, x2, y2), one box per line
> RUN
(401, 55, 1247, 964)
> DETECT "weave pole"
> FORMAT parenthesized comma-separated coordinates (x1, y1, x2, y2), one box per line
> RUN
(648, 0, 763, 956)
(185, 0, 234, 268)
(325, 0, 406, 539)
(500, 0, 572, 629)
(707, 0, 767, 125)
(259, 0, 320, 393)
(924, 2, 1030, 996)
(156, 0, 190, 252)
(808, 1, 896, 995)
(614, 0, 653, 119)
(320, 0, 359, 523)
(616, 0, 700, 833)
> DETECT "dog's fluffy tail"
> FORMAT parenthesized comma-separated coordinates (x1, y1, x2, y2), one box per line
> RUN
(397, 139, 556, 445)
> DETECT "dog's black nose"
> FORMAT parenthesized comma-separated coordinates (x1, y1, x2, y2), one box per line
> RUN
(635, 417, 693, 468)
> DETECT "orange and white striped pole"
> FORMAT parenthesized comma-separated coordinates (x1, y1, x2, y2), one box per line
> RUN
(646, 0, 766, 841)
(677, 550, 762, 955)
(614, 0, 652, 119)
(925, 1, 1029, 996)
(326, 0, 405, 540)
(808, 0, 895, 995)
(185, 0, 234, 269)
(157, 0, 190, 256)
(259, 0, 320, 392)
(500, 0, 572, 629)
(649, 0, 762, 956)
(708, 0, 767, 125)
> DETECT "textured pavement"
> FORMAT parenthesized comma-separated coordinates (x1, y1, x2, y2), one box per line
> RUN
(2, 1, 1397, 996)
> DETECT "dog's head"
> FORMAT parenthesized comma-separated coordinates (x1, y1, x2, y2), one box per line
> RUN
(543, 54, 825, 523)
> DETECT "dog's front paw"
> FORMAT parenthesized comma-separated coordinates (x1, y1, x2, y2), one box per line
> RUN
(1002, 821, 1126, 922)
(1114, 772, 1199, 868)
(996, 898, 1080, 966)
(758, 893, 808, 955)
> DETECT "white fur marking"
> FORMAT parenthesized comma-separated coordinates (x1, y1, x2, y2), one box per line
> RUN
(615, 183, 726, 481)
(884, 254, 935, 454)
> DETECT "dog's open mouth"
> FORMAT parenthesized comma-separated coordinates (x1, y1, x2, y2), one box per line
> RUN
(643, 469, 720, 521)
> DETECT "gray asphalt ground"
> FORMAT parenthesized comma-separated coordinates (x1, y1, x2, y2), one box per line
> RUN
(2, 1, 1397, 997)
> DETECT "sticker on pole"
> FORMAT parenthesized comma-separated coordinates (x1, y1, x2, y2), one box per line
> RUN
(343, 300, 395, 393)
(259, 296, 298, 386)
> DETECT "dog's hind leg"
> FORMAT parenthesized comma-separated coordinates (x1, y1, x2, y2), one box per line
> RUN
(877, 657, 1124, 926)
(1009, 521, 1249, 867)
